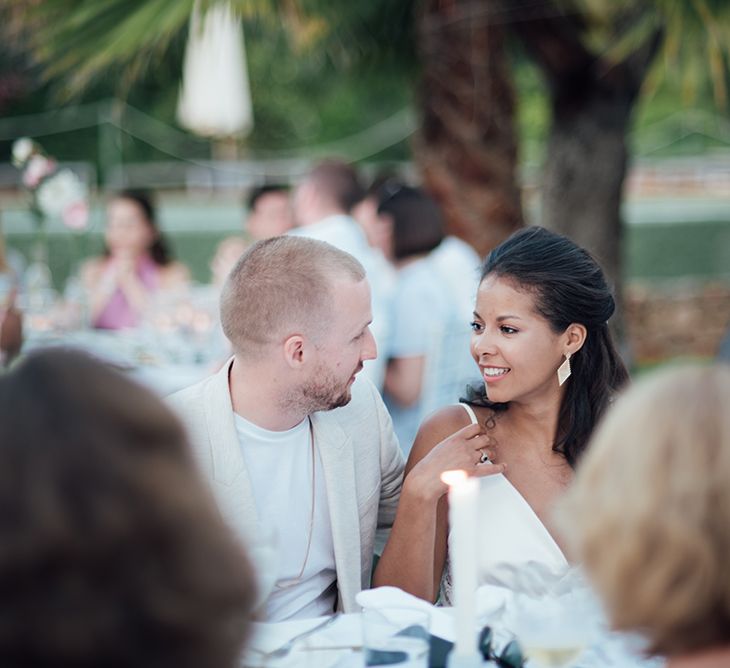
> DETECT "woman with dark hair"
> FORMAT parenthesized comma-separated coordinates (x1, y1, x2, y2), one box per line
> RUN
(81, 190, 189, 329)
(378, 184, 482, 453)
(374, 226, 629, 603)
(0, 348, 256, 667)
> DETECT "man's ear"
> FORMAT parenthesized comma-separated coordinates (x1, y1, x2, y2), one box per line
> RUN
(282, 334, 307, 368)
(564, 323, 587, 356)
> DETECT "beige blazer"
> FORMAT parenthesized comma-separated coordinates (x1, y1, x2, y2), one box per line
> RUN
(167, 359, 405, 613)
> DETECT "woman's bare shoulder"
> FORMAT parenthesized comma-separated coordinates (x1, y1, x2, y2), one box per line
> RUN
(406, 404, 474, 471)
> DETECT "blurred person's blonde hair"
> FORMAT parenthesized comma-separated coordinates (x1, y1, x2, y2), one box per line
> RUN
(558, 364, 730, 657)
(220, 236, 365, 356)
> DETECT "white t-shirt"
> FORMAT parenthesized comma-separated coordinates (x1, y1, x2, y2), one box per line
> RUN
(234, 413, 337, 621)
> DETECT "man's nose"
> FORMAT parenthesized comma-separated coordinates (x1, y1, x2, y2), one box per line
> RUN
(362, 328, 377, 361)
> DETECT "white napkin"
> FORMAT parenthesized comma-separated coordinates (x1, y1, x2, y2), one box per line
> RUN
(356, 586, 455, 641)
(475, 583, 511, 622)
(247, 616, 330, 654)
(303, 614, 362, 649)
(241, 614, 362, 668)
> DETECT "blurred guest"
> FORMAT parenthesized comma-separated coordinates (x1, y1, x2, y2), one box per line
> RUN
(560, 364, 730, 667)
(291, 159, 395, 390)
(0, 348, 256, 667)
(0, 295, 22, 367)
(718, 325, 730, 363)
(0, 224, 22, 365)
(210, 235, 250, 289)
(0, 217, 25, 289)
(245, 184, 294, 240)
(378, 184, 481, 453)
(351, 174, 395, 260)
(291, 160, 367, 246)
(210, 184, 294, 287)
(81, 190, 189, 330)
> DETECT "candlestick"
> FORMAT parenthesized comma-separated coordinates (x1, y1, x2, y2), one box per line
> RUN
(441, 470, 481, 666)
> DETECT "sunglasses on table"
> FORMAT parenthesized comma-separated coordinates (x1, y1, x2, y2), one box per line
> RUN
(478, 625, 525, 668)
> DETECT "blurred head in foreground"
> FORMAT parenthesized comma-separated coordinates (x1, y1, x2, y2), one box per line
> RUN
(559, 364, 730, 662)
(0, 349, 256, 668)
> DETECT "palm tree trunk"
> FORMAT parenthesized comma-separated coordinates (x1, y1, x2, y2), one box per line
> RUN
(542, 84, 634, 291)
(413, 0, 523, 257)
(511, 3, 662, 344)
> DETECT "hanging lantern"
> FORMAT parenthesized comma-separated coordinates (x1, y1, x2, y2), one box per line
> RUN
(177, 1, 253, 138)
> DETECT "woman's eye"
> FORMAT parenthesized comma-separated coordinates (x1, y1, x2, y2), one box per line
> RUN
(470, 321, 484, 333)
(500, 325, 518, 334)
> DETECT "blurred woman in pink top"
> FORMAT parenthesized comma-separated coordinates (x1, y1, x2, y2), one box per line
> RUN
(81, 191, 189, 330)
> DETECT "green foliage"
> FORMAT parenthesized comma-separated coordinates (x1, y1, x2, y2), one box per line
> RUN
(26, 0, 196, 98)
(243, 14, 413, 151)
(292, 0, 417, 71)
(1, 0, 414, 169)
(513, 60, 550, 166)
(23, 0, 417, 100)
(572, 0, 730, 108)
(4, 0, 730, 172)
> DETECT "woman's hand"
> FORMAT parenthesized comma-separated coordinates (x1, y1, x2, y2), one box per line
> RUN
(108, 255, 150, 313)
(405, 422, 506, 503)
(110, 253, 138, 283)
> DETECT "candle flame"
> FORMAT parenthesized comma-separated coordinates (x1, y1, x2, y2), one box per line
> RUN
(440, 469, 468, 486)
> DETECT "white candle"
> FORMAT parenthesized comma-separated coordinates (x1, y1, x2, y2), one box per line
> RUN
(442, 470, 479, 660)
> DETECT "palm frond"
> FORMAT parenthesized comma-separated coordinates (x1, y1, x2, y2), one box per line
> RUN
(570, 0, 730, 109)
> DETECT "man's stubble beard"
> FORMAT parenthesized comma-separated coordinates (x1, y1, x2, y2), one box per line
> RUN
(281, 362, 353, 415)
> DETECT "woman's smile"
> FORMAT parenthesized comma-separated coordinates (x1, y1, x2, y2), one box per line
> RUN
(482, 365, 511, 382)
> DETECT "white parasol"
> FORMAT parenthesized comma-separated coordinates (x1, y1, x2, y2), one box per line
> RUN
(177, 1, 253, 138)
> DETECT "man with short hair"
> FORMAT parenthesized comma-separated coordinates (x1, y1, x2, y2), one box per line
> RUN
(292, 160, 395, 390)
(169, 236, 404, 621)
(292, 161, 366, 239)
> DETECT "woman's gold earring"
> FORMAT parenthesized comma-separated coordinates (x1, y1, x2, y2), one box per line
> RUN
(557, 353, 572, 386)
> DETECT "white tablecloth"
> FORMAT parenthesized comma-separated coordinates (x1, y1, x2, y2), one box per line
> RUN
(239, 585, 664, 667)
(21, 328, 214, 395)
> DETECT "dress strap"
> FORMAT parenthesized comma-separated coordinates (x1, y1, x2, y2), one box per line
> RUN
(458, 402, 479, 425)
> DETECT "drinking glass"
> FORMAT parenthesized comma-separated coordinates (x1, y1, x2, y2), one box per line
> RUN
(362, 607, 430, 668)
(508, 595, 597, 668)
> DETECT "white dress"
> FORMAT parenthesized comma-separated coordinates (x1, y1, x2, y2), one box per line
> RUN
(439, 404, 570, 604)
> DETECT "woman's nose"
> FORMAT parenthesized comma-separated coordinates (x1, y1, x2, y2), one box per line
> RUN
(472, 330, 498, 358)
